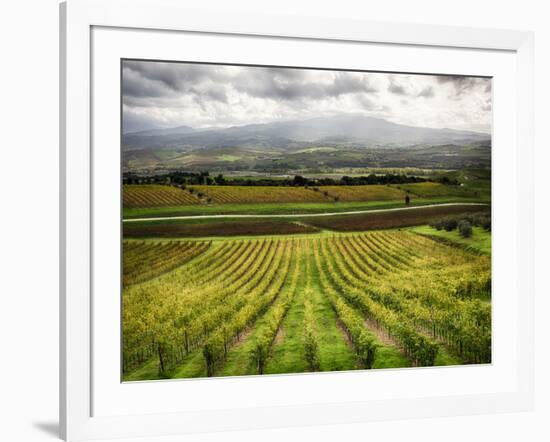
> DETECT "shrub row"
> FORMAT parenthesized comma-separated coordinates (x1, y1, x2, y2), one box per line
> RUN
(429, 211, 491, 237)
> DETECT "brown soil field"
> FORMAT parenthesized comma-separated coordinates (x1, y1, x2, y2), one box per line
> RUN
(123, 219, 320, 238)
(304, 205, 490, 232)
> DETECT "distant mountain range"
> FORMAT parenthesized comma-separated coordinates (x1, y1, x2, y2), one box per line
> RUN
(122, 114, 490, 151)
(128, 125, 196, 137)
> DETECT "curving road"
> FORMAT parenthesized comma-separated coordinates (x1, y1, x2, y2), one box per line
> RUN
(123, 202, 488, 223)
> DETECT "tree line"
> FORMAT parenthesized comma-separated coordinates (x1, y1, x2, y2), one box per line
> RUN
(123, 171, 432, 187)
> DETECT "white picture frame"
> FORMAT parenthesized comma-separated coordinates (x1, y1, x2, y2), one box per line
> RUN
(60, 0, 534, 440)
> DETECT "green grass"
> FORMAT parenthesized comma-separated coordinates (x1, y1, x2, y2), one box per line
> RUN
(123, 358, 161, 382)
(123, 347, 209, 381)
(309, 273, 364, 372)
(410, 225, 491, 255)
(123, 196, 488, 219)
(373, 346, 412, 369)
(171, 352, 207, 379)
(434, 350, 463, 366)
(264, 280, 310, 374)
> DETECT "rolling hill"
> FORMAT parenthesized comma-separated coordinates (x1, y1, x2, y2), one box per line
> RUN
(122, 114, 491, 172)
(123, 114, 490, 151)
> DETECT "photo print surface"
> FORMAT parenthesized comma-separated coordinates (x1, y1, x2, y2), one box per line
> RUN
(121, 60, 492, 381)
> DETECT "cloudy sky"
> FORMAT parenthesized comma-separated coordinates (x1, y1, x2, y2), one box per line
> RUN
(122, 60, 492, 134)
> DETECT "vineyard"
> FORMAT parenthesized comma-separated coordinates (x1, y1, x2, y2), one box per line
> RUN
(394, 182, 478, 198)
(123, 241, 210, 286)
(318, 185, 406, 202)
(123, 184, 200, 208)
(192, 185, 327, 204)
(191, 184, 410, 204)
(122, 183, 487, 212)
(122, 230, 491, 380)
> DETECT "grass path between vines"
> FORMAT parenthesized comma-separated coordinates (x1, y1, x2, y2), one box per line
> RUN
(263, 244, 359, 375)
(216, 250, 302, 377)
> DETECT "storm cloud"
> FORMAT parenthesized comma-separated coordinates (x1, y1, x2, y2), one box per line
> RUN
(388, 80, 407, 96)
(418, 86, 435, 98)
(436, 75, 490, 98)
(122, 60, 492, 134)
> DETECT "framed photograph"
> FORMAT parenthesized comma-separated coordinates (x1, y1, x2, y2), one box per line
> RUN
(60, 0, 534, 440)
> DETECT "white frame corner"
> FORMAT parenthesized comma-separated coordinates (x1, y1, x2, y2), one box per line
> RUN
(60, 0, 534, 440)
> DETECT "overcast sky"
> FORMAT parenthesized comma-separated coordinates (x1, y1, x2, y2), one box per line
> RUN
(122, 60, 492, 134)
